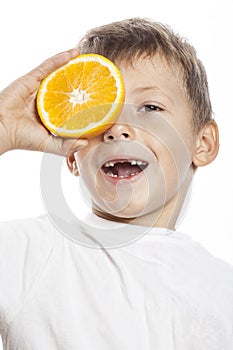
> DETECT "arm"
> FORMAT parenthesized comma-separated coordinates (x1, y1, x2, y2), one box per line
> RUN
(0, 48, 88, 157)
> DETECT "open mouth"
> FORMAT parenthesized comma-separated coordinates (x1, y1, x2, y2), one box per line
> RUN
(101, 159, 149, 179)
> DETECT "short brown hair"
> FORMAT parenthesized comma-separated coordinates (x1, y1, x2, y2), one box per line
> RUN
(78, 17, 213, 132)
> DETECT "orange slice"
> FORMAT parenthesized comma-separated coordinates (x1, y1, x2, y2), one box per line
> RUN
(37, 54, 125, 138)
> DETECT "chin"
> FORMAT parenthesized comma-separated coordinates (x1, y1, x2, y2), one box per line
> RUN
(96, 201, 155, 220)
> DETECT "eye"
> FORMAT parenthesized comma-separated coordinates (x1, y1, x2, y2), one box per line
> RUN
(139, 104, 163, 112)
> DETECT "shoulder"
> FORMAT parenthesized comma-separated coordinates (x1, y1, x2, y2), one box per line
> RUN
(0, 214, 56, 274)
(0, 213, 56, 278)
(182, 232, 233, 274)
(0, 213, 54, 235)
(169, 230, 233, 281)
(169, 231, 233, 317)
(0, 214, 54, 249)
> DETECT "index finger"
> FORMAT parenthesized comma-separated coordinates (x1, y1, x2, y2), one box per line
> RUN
(28, 48, 80, 83)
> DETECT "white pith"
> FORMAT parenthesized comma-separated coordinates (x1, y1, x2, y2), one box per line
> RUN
(69, 87, 90, 105)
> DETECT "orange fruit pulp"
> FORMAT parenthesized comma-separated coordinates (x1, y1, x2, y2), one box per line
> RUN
(37, 53, 125, 138)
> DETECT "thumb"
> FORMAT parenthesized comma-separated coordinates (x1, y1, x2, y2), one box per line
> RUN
(61, 138, 89, 157)
(42, 136, 88, 157)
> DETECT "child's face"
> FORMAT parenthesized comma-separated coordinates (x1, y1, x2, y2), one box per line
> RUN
(73, 54, 197, 227)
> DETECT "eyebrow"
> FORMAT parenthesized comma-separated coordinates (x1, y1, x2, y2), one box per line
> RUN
(133, 85, 160, 93)
(132, 85, 174, 105)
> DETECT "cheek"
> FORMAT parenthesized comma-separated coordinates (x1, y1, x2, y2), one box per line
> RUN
(139, 133, 192, 204)
(140, 119, 192, 176)
(74, 136, 102, 168)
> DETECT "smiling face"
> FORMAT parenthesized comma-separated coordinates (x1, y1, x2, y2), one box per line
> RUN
(70, 54, 198, 228)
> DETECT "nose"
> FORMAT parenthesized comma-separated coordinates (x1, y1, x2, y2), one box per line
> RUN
(103, 123, 133, 141)
(103, 103, 136, 141)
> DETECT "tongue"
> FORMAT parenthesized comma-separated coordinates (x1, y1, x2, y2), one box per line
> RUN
(114, 163, 141, 177)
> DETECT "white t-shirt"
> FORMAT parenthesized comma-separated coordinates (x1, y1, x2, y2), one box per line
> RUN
(0, 214, 233, 349)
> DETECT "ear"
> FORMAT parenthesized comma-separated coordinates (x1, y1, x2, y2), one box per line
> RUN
(193, 120, 219, 167)
(66, 154, 79, 176)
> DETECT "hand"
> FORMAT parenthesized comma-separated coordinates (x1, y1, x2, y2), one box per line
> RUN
(0, 48, 88, 156)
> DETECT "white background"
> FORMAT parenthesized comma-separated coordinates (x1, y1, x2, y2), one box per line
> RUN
(0, 0, 232, 347)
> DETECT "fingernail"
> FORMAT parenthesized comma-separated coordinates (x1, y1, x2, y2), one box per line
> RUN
(70, 47, 79, 56)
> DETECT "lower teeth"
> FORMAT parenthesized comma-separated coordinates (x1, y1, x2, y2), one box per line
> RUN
(106, 172, 139, 178)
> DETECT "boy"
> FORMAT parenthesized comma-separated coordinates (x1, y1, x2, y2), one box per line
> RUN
(0, 17, 233, 349)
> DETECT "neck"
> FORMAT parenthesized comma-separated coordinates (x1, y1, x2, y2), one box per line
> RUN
(92, 198, 178, 229)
